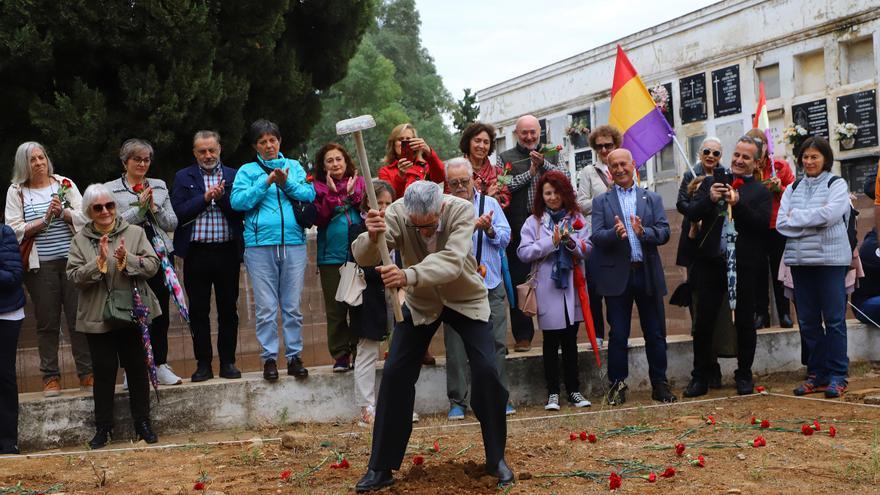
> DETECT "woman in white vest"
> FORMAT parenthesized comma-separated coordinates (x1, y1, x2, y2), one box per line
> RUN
(776, 136, 851, 399)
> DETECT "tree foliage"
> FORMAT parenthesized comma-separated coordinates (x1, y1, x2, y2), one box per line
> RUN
(453, 88, 480, 132)
(0, 0, 375, 192)
(306, 0, 457, 172)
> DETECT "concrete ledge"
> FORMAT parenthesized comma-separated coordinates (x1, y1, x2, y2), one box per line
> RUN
(18, 320, 880, 451)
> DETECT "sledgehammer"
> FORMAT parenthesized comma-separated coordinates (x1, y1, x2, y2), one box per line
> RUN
(336, 115, 404, 322)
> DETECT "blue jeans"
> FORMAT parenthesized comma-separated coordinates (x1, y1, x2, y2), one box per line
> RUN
(791, 266, 848, 383)
(244, 245, 307, 362)
(853, 296, 880, 327)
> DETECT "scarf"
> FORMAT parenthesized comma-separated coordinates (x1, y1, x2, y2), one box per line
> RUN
(548, 208, 573, 289)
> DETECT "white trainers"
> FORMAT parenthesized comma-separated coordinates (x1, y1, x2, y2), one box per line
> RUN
(156, 364, 183, 385)
(545, 393, 560, 411)
(568, 392, 592, 408)
(412, 412, 420, 423)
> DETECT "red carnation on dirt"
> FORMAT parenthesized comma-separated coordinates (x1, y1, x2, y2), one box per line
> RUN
(132, 183, 145, 194)
(691, 454, 706, 467)
(755, 385, 766, 393)
(569, 432, 577, 441)
(829, 426, 837, 438)
(609, 472, 622, 491)
(760, 419, 770, 429)
(433, 440, 441, 452)
(647, 472, 657, 483)
(750, 416, 757, 425)
(660, 467, 676, 478)
(588, 433, 597, 443)
(731, 177, 744, 190)
(753, 436, 767, 448)
(193, 482, 206, 491)
(706, 415, 716, 425)
(572, 217, 585, 230)
(579, 431, 588, 441)
(801, 424, 814, 436)
(813, 420, 821, 431)
(62, 178, 72, 188)
(413, 455, 425, 465)
(675, 443, 685, 456)
(280, 470, 292, 480)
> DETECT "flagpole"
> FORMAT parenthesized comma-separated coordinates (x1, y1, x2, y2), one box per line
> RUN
(671, 134, 697, 178)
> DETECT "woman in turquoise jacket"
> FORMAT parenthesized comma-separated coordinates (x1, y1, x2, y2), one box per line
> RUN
(230, 119, 315, 381)
(313, 143, 365, 372)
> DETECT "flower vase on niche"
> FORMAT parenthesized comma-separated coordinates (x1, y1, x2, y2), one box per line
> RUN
(841, 137, 855, 149)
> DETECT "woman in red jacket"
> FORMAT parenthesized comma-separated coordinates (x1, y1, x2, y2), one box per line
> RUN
(377, 123, 445, 199)
(746, 129, 795, 330)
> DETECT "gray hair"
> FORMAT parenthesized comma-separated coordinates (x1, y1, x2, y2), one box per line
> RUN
(12, 142, 54, 185)
(737, 135, 764, 161)
(119, 138, 154, 164)
(81, 183, 114, 217)
(700, 136, 722, 149)
(193, 130, 221, 146)
(444, 157, 473, 179)
(404, 181, 443, 216)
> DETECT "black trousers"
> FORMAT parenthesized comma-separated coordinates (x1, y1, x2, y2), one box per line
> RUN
(585, 260, 606, 340)
(755, 229, 790, 319)
(86, 328, 150, 428)
(369, 305, 508, 471)
(542, 324, 580, 395)
(691, 257, 758, 381)
(0, 319, 22, 454)
(183, 242, 240, 366)
(146, 267, 171, 365)
(506, 240, 535, 343)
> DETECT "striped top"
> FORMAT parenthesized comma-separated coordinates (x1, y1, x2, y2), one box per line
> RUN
(21, 185, 73, 261)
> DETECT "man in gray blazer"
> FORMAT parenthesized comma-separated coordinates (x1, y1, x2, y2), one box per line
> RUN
(590, 148, 676, 406)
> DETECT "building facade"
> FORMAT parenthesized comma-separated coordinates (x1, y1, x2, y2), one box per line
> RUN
(477, 0, 880, 206)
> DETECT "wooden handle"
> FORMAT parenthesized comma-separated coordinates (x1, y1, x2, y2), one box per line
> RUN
(353, 131, 404, 322)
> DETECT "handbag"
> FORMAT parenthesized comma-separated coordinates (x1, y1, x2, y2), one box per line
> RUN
(516, 218, 544, 317)
(103, 287, 136, 329)
(335, 261, 366, 306)
(16, 189, 35, 270)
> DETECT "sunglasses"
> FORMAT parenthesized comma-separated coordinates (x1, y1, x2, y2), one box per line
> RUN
(595, 143, 615, 151)
(91, 202, 116, 213)
(701, 148, 721, 157)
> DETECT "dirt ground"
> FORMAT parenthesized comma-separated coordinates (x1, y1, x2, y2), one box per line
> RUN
(3, 366, 880, 495)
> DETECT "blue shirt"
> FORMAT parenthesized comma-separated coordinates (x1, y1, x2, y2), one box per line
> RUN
(471, 191, 511, 290)
(615, 184, 643, 262)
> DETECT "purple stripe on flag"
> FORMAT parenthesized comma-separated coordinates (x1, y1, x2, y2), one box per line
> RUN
(621, 107, 674, 167)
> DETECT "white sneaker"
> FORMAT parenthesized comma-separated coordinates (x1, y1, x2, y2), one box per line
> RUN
(412, 412, 420, 423)
(156, 364, 183, 385)
(568, 392, 592, 408)
(122, 372, 128, 391)
(545, 393, 561, 411)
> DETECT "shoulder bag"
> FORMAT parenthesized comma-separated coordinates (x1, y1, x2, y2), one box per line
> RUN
(335, 208, 367, 306)
(516, 218, 544, 317)
(17, 188, 36, 271)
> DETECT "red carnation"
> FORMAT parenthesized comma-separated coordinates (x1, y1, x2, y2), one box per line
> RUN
(760, 419, 770, 429)
(660, 467, 676, 478)
(504, 162, 512, 172)
(829, 426, 837, 438)
(755, 385, 766, 393)
(813, 420, 821, 431)
(556, 144, 563, 151)
(306, 174, 314, 183)
(692, 454, 706, 467)
(433, 440, 441, 452)
(569, 432, 577, 441)
(801, 424, 814, 436)
(753, 436, 766, 448)
(707, 415, 716, 425)
(572, 217, 585, 230)
(647, 472, 657, 483)
(588, 433, 597, 443)
(413, 455, 425, 465)
(340, 458, 350, 469)
(62, 178, 72, 188)
(280, 470, 292, 480)
(132, 183, 145, 194)
(750, 416, 758, 425)
(579, 431, 588, 441)
(609, 472, 622, 491)
(193, 482, 205, 491)
(731, 177, 744, 190)
(675, 443, 685, 456)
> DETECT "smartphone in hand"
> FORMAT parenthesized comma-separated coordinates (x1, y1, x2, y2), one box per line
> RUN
(400, 139, 416, 163)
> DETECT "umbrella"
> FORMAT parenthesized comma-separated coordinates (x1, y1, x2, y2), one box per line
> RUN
(500, 251, 515, 308)
(132, 286, 160, 401)
(724, 203, 738, 322)
(573, 259, 601, 367)
(150, 235, 190, 325)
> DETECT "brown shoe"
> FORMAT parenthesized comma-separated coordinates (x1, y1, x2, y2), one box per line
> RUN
(44, 377, 61, 397)
(422, 352, 436, 366)
(513, 340, 531, 352)
(79, 374, 94, 392)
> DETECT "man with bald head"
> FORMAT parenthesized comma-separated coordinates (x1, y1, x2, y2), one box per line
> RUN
(498, 115, 569, 351)
(590, 148, 675, 405)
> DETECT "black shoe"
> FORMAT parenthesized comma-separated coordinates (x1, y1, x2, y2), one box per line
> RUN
(606, 381, 627, 406)
(651, 382, 678, 403)
(486, 458, 515, 485)
(134, 420, 158, 444)
(191, 364, 214, 382)
(779, 314, 794, 328)
(736, 377, 755, 395)
(708, 371, 723, 389)
(287, 356, 309, 378)
(263, 359, 279, 381)
(683, 378, 709, 398)
(753, 314, 769, 330)
(89, 425, 113, 449)
(219, 363, 241, 379)
(355, 469, 394, 492)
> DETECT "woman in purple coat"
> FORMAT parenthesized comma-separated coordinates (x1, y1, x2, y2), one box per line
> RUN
(517, 171, 592, 411)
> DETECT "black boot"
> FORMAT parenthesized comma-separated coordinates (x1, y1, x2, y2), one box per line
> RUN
(89, 425, 113, 449)
(355, 469, 394, 492)
(779, 314, 794, 328)
(487, 458, 515, 485)
(134, 420, 158, 444)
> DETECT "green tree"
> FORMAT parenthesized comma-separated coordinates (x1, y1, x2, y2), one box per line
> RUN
(453, 88, 480, 132)
(0, 0, 375, 192)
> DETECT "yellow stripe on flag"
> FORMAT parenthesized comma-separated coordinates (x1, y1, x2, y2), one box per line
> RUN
(609, 76, 656, 133)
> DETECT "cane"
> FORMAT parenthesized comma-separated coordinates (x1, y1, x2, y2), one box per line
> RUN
(336, 115, 404, 322)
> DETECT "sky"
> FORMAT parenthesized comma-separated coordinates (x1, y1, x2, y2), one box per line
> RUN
(415, 0, 720, 101)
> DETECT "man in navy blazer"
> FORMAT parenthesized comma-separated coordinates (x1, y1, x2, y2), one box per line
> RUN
(590, 148, 676, 405)
(171, 130, 244, 382)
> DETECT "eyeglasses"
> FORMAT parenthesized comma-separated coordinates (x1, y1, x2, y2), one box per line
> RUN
(447, 178, 471, 188)
(595, 143, 615, 151)
(91, 202, 116, 213)
(701, 148, 721, 157)
(405, 221, 439, 232)
(130, 157, 151, 165)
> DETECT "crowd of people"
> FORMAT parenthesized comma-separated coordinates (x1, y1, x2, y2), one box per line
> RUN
(0, 115, 873, 492)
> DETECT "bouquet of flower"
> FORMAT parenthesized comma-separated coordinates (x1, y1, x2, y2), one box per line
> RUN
(129, 180, 152, 218)
(782, 124, 808, 146)
(565, 120, 590, 137)
(649, 83, 670, 112)
(833, 122, 859, 140)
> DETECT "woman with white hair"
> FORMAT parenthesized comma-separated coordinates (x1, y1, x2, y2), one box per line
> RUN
(67, 183, 162, 449)
(3, 141, 93, 397)
(104, 138, 181, 386)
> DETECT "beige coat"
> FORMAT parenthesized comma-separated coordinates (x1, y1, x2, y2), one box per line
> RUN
(5, 174, 89, 271)
(576, 165, 611, 222)
(351, 194, 489, 326)
(66, 218, 161, 334)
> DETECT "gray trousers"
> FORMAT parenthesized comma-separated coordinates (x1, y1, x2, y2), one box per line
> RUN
(445, 284, 509, 408)
(24, 259, 92, 379)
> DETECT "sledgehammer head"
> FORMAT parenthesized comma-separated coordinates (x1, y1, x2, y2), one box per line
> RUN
(336, 115, 376, 135)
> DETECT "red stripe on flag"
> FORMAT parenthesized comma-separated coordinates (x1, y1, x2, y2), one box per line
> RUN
(752, 82, 766, 129)
(612, 45, 638, 98)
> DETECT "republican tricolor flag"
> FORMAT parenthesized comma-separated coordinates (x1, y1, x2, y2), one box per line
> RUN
(609, 45, 674, 168)
(752, 82, 776, 176)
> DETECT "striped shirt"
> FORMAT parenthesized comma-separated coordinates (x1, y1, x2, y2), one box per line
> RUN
(191, 165, 231, 243)
(22, 185, 73, 261)
(615, 185, 643, 262)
